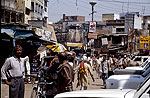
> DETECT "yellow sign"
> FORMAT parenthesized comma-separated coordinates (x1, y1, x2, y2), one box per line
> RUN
(140, 36, 150, 50)
(88, 33, 98, 39)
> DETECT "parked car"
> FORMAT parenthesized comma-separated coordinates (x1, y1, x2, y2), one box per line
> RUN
(114, 58, 150, 75)
(54, 76, 150, 98)
(127, 56, 149, 66)
(106, 66, 150, 89)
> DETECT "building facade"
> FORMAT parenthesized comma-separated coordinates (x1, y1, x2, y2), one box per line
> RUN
(1, 0, 24, 24)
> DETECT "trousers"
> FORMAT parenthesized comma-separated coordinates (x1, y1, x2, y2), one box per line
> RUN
(9, 77, 24, 98)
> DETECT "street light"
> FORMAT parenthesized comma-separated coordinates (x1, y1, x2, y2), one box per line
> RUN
(89, 2, 96, 22)
(89, 2, 96, 56)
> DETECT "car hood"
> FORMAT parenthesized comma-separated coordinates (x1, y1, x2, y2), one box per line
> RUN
(125, 66, 143, 70)
(107, 75, 143, 81)
(54, 89, 135, 98)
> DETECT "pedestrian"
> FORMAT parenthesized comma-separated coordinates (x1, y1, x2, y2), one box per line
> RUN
(92, 55, 99, 78)
(57, 52, 74, 93)
(122, 55, 128, 69)
(99, 55, 109, 86)
(1, 45, 26, 98)
(108, 55, 114, 77)
(117, 55, 123, 69)
(77, 56, 95, 90)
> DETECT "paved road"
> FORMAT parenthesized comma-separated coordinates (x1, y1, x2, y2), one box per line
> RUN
(1, 71, 104, 98)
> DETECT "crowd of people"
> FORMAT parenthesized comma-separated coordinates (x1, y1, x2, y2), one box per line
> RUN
(1, 45, 131, 98)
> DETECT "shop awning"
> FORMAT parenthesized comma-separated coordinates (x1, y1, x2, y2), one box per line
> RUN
(14, 30, 36, 39)
(66, 42, 83, 47)
(1, 29, 14, 38)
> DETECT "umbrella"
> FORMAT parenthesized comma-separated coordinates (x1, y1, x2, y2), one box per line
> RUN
(46, 43, 67, 53)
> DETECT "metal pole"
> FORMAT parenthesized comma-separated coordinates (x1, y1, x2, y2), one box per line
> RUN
(89, 2, 96, 22)
(92, 5, 94, 22)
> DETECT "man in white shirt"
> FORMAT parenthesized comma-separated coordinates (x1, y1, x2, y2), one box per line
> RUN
(1, 45, 26, 98)
(100, 55, 109, 86)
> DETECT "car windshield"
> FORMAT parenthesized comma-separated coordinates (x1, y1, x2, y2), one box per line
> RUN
(134, 57, 141, 61)
(142, 67, 150, 77)
(143, 58, 148, 62)
(141, 58, 150, 67)
(143, 61, 150, 70)
(136, 75, 150, 92)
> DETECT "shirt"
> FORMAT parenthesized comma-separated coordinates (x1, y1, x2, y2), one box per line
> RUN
(77, 62, 94, 86)
(57, 62, 74, 92)
(1, 56, 26, 80)
(101, 60, 109, 74)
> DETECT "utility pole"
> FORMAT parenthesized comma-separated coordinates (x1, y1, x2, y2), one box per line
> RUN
(89, 2, 96, 56)
(89, 2, 96, 22)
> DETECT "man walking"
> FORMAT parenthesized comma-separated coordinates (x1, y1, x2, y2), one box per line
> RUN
(77, 56, 95, 90)
(100, 55, 109, 86)
(1, 45, 26, 98)
(57, 52, 74, 93)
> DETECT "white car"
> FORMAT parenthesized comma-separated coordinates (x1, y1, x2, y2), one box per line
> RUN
(127, 56, 149, 66)
(125, 57, 150, 70)
(106, 66, 150, 89)
(54, 76, 150, 98)
(114, 58, 150, 75)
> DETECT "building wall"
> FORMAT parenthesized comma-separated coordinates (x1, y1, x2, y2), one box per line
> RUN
(64, 15, 85, 22)
(31, 0, 44, 20)
(24, 0, 31, 24)
(43, 0, 48, 27)
(134, 15, 142, 29)
(77, 16, 85, 22)
(143, 16, 150, 30)
(102, 14, 120, 22)
(1, 0, 24, 24)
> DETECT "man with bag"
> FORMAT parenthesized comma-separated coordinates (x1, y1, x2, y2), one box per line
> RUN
(77, 56, 95, 90)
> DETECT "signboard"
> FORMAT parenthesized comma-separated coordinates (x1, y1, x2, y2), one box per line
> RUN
(101, 38, 108, 45)
(89, 22, 96, 32)
(88, 33, 98, 39)
(32, 28, 51, 41)
(139, 36, 150, 51)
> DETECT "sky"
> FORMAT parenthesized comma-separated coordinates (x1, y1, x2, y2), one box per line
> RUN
(48, 0, 150, 23)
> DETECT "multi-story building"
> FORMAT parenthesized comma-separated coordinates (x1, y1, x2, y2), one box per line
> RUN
(102, 13, 120, 22)
(24, 0, 31, 24)
(143, 15, 150, 30)
(43, 0, 48, 26)
(63, 14, 85, 22)
(30, 0, 48, 27)
(1, 0, 24, 24)
(120, 12, 142, 33)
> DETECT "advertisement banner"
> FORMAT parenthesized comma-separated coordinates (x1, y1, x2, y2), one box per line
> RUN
(140, 36, 150, 51)
(89, 22, 96, 32)
(101, 38, 108, 45)
(88, 33, 98, 39)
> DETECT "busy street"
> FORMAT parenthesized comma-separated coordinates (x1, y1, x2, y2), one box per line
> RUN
(1, 70, 104, 98)
(1, 0, 150, 98)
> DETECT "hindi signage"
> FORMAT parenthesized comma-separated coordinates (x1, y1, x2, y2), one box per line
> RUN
(139, 36, 150, 51)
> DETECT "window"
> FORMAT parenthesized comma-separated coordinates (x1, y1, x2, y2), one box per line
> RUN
(134, 57, 141, 61)
(31, 2, 34, 11)
(38, 5, 40, 13)
(45, 8, 47, 12)
(143, 58, 148, 62)
(44, 1, 47, 7)
(35, 3, 38, 12)
(25, 7, 30, 15)
(41, 6, 43, 15)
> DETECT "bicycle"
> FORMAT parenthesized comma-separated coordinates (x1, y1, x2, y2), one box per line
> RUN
(30, 56, 58, 98)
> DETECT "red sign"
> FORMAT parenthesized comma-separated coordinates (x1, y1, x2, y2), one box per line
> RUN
(89, 22, 96, 32)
